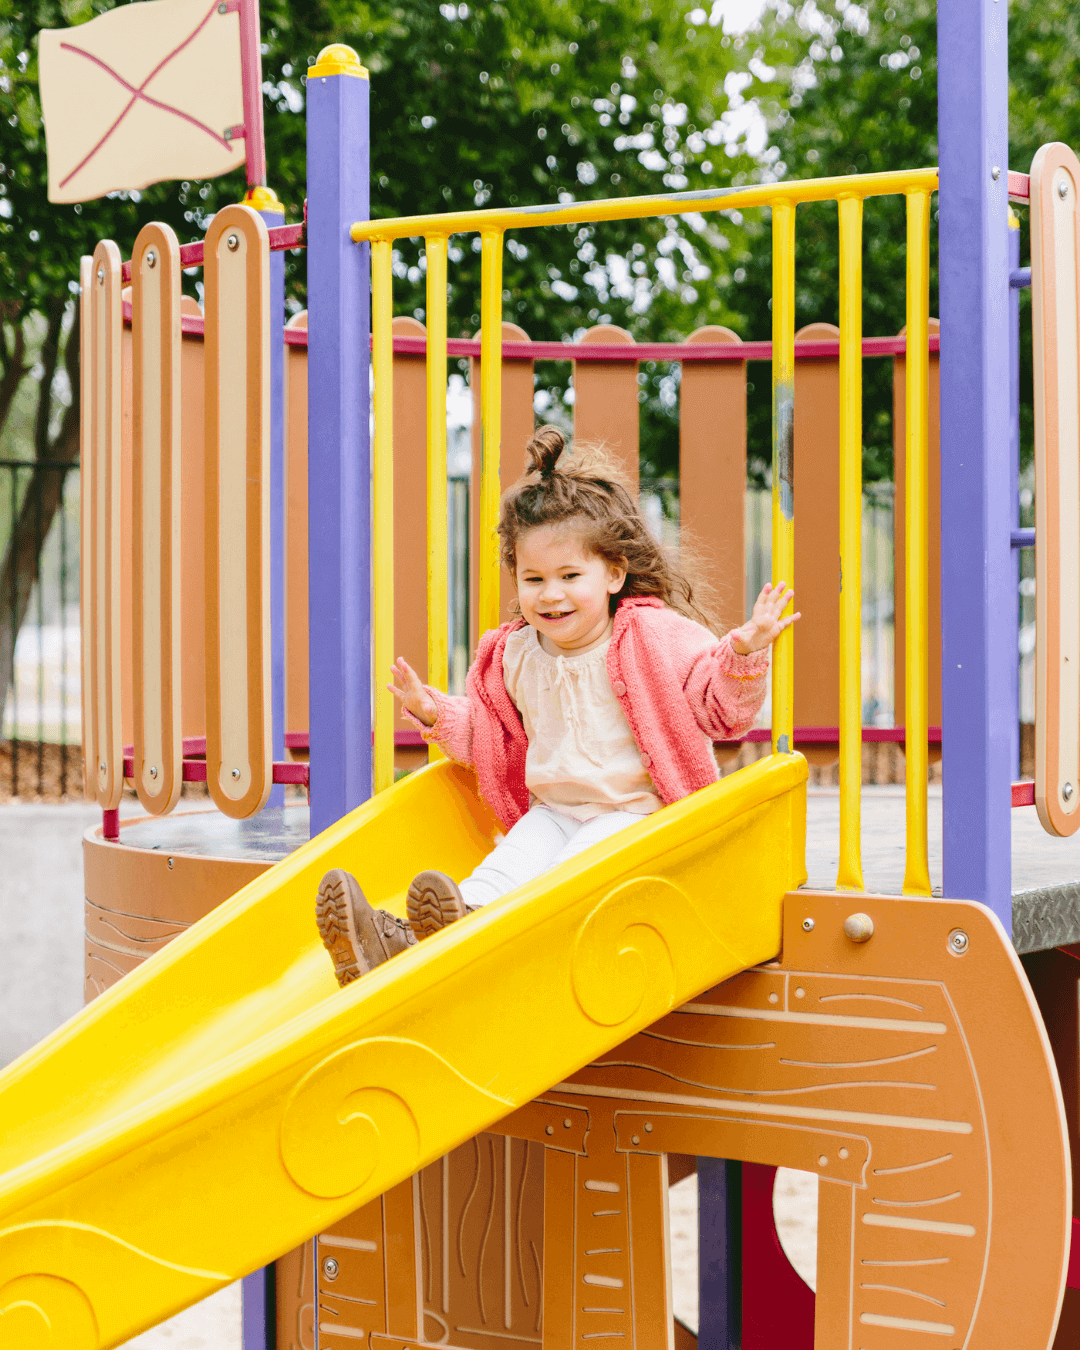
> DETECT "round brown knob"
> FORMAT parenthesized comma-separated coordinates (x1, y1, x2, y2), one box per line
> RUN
(843, 912, 874, 943)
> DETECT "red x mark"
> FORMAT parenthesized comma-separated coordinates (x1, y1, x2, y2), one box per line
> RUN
(59, 0, 242, 191)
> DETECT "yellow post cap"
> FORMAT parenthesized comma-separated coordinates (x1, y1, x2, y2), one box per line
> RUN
(1008, 205, 1020, 230)
(308, 44, 369, 79)
(243, 185, 283, 211)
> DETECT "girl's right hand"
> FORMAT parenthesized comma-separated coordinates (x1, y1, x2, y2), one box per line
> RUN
(388, 658, 440, 728)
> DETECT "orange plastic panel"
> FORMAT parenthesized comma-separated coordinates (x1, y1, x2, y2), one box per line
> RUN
(283, 310, 309, 740)
(131, 223, 183, 816)
(1031, 142, 1080, 836)
(469, 323, 535, 643)
(203, 205, 272, 818)
(86, 240, 124, 810)
(893, 317, 942, 746)
(678, 327, 746, 631)
(572, 325, 639, 490)
(792, 323, 841, 747)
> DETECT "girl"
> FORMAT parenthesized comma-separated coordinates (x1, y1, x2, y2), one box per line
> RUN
(316, 426, 798, 987)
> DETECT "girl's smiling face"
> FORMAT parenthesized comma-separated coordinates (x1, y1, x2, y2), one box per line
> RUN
(514, 524, 626, 654)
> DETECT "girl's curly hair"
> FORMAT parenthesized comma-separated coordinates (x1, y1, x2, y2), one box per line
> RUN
(498, 424, 719, 632)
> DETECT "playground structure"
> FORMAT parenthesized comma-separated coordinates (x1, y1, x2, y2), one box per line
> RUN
(3, 6, 1080, 1350)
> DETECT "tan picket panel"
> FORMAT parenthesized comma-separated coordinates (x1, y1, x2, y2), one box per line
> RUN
(1031, 143, 1080, 836)
(894, 317, 942, 756)
(792, 322, 841, 761)
(678, 326, 746, 631)
(283, 310, 308, 741)
(203, 205, 272, 819)
(131, 223, 183, 815)
(87, 240, 124, 810)
(79, 256, 95, 799)
(469, 322, 535, 645)
(572, 324, 639, 489)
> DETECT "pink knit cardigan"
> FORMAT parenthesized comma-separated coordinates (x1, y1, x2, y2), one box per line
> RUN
(407, 596, 769, 830)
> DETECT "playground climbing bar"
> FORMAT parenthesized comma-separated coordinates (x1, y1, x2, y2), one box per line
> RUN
(350, 165, 940, 889)
(372, 238, 395, 795)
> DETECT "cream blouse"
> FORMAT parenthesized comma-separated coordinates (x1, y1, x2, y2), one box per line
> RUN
(502, 624, 663, 821)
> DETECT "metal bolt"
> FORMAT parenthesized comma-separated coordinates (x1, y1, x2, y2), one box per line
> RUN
(1064, 781, 1074, 802)
(224, 127, 233, 142)
(231, 767, 241, 779)
(96, 266, 104, 285)
(149, 765, 158, 779)
(167, 856, 174, 870)
(991, 165, 1001, 181)
(802, 917, 815, 932)
(843, 912, 875, 943)
(948, 928, 969, 955)
(1059, 180, 1070, 200)
(226, 232, 240, 251)
(217, 1, 228, 11)
(146, 249, 157, 269)
(322, 1256, 339, 1280)
(99, 760, 106, 773)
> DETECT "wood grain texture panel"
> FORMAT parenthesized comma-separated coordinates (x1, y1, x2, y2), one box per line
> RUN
(573, 325, 639, 490)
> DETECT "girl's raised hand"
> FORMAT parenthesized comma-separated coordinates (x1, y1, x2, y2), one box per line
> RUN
(729, 581, 801, 655)
(388, 658, 440, 728)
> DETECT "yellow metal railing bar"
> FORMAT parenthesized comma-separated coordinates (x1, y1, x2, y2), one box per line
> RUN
(770, 201, 796, 755)
(902, 188, 932, 896)
(837, 195, 865, 890)
(372, 238, 396, 794)
(425, 234, 449, 763)
(350, 169, 939, 245)
(479, 231, 505, 635)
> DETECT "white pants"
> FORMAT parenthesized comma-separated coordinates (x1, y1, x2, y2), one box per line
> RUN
(459, 804, 644, 909)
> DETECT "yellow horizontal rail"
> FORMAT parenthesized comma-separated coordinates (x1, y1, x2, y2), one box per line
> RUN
(350, 169, 939, 244)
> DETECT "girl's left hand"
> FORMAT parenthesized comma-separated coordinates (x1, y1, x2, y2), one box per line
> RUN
(729, 581, 800, 654)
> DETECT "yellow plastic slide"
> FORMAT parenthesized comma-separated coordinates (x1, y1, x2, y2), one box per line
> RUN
(0, 753, 806, 1350)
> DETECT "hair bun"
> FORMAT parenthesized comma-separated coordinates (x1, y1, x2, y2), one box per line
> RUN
(525, 425, 565, 480)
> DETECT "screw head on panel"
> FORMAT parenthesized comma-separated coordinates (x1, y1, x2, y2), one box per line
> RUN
(322, 1257, 339, 1280)
(217, 1, 228, 11)
(991, 165, 1001, 181)
(96, 267, 104, 284)
(948, 928, 969, 955)
(167, 856, 174, 870)
(226, 233, 240, 251)
(802, 917, 815, 932)
(146, 249, 157, 269)
(149, 765, 158, 779)
(231, 767, 241, 779)
(1064, 781, 1074, 801)
(99, 760, 106, 773)
(1059, 180, 1069, 200)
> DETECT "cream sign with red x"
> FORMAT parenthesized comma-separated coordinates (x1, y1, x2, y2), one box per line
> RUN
(39, 0, 246, 203)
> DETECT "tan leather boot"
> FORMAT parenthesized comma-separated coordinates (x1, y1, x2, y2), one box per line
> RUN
(406, 870, 474, 940)
(316, 868, 416, 987)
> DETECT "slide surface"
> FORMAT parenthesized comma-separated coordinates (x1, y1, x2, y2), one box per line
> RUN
(0, 753, 806, 1350)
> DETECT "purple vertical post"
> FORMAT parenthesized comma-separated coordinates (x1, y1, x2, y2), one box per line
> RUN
(937, 0, 1013, 927)
(242, 1265, 275, 1349)
(305, 46, 371, 838)
(1009, 220, 1021, 779)
(698, 1158, 740, 1349)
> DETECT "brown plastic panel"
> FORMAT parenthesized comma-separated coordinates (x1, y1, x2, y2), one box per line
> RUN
(573, 325, 639, 489)
(545, 890, 1070, 1350)
(79, 256, 95, 800)
(793, 323, 841, 758)
(131, 223, 183, 816)
(469, 323, 535, 645)
(275, 1240, 315, 1350)
(678, 326, 746, 632)
(391, 317, 431, 728)
(894, 317, 943, 753)
(1031, 143, 1080, 835)
(87, 240, 124, 810)
(283, 310, 309, 740)
(203, 205, 272, 819)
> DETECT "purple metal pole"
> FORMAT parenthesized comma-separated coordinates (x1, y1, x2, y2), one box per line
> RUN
(263, 201, 286, 810)
(305, 51, 371, 837)
(241, 1264, 275, 1349)
(698, 1158, 741, 1349)
(937, 0, 1013, 927)
(1009, 220, 1021, 780)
